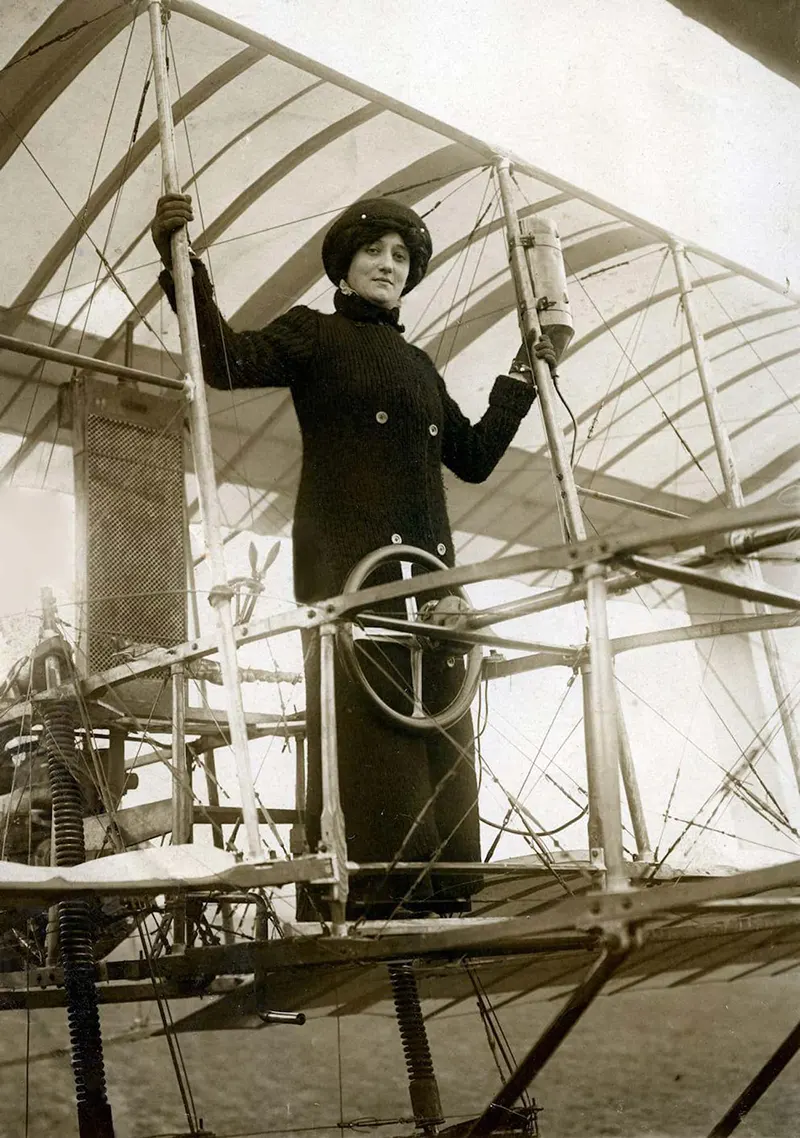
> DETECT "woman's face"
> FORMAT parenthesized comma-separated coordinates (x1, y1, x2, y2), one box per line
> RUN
(346, 231, 410, 309)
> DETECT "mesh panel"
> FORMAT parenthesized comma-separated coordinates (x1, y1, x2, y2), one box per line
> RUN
(84, 411, 186, 673)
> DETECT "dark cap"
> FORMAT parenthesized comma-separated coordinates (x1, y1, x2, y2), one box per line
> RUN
(322, 198, 433, 294)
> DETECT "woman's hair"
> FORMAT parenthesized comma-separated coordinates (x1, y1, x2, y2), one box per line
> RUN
(322, 198, 433, 294)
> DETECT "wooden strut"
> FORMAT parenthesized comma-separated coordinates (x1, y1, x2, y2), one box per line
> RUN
(147, 0, 263, 860)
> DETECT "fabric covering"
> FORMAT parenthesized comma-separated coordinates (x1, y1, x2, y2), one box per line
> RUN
(160, 262, 535, 915)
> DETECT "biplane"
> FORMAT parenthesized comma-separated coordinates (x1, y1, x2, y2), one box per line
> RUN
(0, 2, 798, 1136)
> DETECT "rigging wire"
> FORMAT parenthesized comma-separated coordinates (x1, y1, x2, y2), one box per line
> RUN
(613, 664, 800, 872)
(76, 30, 150, 357)
(572, 250, 670, 474)
(520, 166, 726, 509)
(339, 615, 593, 930)
(685, 251, 800, 421)
(9, 10, 145, 490)
(466, 963, 525, 1092)
(483, 667, 580, 861)
(432, 182, 500, 373)
(200, 166, 489, 255)
(191, 680, 288, 858)
(0, 105, 184, 374)
(509, 169, 696, 498)
(667, 814, 798, 857)
(480, 805, 588, 838)
(408, 169, 497, 343)
(698, 658, 793, 828)
(0, 3, 134, 76)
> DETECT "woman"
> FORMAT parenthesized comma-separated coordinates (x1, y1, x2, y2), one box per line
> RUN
(152, 194, 554, 919)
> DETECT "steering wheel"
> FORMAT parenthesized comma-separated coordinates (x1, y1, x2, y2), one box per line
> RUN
(336, 544, 483, 734)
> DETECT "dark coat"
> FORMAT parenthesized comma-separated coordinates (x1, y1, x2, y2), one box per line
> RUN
(161, 263, 536, 915)
(164, 262, 535, 601)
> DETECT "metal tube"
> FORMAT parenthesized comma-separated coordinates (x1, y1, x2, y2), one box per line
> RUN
(318, 624, 348, 934)
(613, 681, 652, 861)
(672, 244, 800, 795)
(623, 554, 800, 609)
(498, 161, 630, 883)
(0, 332, 184, 390)
(170, 663, 190, 948)
(496, 159, 586, 542)
(148, 0, 262, 860)
(673, 245, 742, 505)
(707, 1020, 800, 1138)
(290, 734, 307, 856)
(468, 569, 641, 630)
(467, 942, 630, 1138)
(170, 665, 191, 846)
(575, 484, 689, 520)
(584, 565, 627, 889)
(580, 662, 603, 861)
(611, 611, 800, 656)
(201, 747, 235, 945)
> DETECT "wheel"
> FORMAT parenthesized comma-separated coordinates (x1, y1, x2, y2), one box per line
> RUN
(336, 544, 483, 734)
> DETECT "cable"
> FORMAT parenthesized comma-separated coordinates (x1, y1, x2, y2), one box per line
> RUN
(0, 3, 133, 76)
(480, 805, 588, 838)
(554, 379, 579, 467)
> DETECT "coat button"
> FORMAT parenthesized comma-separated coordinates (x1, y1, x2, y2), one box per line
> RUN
(428, 423, 439, 436)
(436, 542, 447, 555)
(391, 533, 403, 544)
(376, 410, 388, 424)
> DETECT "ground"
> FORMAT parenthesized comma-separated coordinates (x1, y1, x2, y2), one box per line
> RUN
(1, 971, 799, 1138)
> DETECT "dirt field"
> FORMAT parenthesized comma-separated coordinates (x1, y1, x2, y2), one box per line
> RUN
(1, 970, 799, 1138)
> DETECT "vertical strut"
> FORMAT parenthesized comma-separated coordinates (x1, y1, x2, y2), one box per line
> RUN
(671, 244, 800, 796)
(318, 624, 348, 934)
(171, 662, 190, 947)
(147, 0, 263, 860)
(496, 159, 633, 886)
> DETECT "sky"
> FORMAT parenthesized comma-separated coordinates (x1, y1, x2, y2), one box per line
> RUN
(0, 1, 797, 868)
(213, 0, 800, 287)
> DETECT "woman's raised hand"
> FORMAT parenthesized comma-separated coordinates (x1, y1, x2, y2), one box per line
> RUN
(508, 333, 558, 381)
(151, 193, 194, 269)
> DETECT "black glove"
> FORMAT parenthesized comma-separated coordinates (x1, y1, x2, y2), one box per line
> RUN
(151, 192, 194, 269)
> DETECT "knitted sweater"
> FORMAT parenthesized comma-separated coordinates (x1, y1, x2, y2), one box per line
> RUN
(161, 261, 536, 602)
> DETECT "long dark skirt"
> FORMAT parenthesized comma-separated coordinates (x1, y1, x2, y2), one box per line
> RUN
(298, 628, 482, 920)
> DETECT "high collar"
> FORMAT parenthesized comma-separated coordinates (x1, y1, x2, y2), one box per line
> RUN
(334, 288, 404, 332)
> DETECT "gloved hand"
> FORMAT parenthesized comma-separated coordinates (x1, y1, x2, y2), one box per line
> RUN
(151, 193, 194, 269)
(508, 333, 558, 381)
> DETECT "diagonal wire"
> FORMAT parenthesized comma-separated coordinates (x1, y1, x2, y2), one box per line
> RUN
(409, 169, 496, 343)
(433, 183, 500, 373)
(341, 617, 593, 930)
(0, 105, 183, 372)
(686, 251, 800, 420)
(0, 3, 133, 75)
(9, 11, 145, 487)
